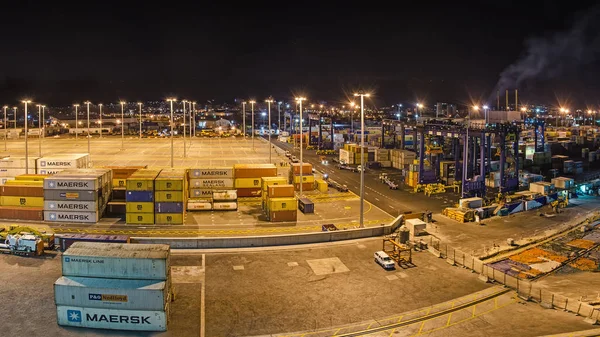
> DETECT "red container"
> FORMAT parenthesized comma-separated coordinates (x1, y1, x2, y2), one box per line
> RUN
(0, 206, 43, 221)
(269, 210, 297, 222)
(0, 185, 44, 197)
(291, 163, 312, 175)
(294, 183, 314, 191)
(236, 188, 262, 197)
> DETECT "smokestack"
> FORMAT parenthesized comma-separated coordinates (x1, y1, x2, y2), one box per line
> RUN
(497, 90, 500, 110)
(515, 89, 518, 111)
(505, 90, 509, 111)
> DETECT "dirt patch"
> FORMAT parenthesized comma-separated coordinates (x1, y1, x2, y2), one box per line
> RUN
(566, 239, 596, 249)
(569, 257, 599, 271)
(509, 247, 568, 265)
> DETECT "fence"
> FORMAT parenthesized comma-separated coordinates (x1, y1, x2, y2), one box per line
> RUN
(427, 236, 600, 321)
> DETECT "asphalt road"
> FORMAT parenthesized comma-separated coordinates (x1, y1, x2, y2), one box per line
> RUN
(273, 140, 459, 215)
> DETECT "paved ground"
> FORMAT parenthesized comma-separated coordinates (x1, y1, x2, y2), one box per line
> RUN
(536, 271, 600, 302)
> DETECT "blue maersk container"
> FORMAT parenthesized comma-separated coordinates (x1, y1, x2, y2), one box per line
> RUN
(154, 202, 184, 213)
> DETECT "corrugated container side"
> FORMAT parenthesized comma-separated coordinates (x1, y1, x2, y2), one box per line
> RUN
(44, 177, 100, 191)
(267, 185, 295, 198)
(44, 189, 99, 202)
(0, 185, 45, 197)
(189, 189, 214, 198)
(126, 213, 155, 224)
(212, 202, 237, 210)
(154, 191, 183, 203)
(0, 206, 44, 220)
(126, 202, 155, 213)
(154, 213, 184, 224)
(61, 255, 168, 280)
(0, 196, 44, 207)
(235, 178, 262, 189)
(154, 202, 184, 213)
(188, 168, 233, 179)
(56, 306, 167, 331)
(236, 188, 261, 197)
(126, 191, 154, 202)
(189, 178, 234, 189)
(44, 200, 98, 212)
(45, 210, 100, 223)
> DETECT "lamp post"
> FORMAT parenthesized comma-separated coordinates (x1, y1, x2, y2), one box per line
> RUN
(98, 103, 103, 138)
(416, 103, 423, 121)
(266, 98, 274, 163)
(36, 104, 42, 156)
(182, 100, 187, 158)
(242, 101, 246, 137)
(295, 97, 306, 195)
(22, 100, 31, 174)
(138, 102, 143, 139)
(41, 105, 46, 139)
(354, 92, 370, 228)
(192, 101, 197, 138)
(85, 101, 91, 157)
(349, 102, 355, 134)
(249, 100, 256, 151)
(74, 104, 79, 141)
(12, 107, 16, 131)
(278, 101, 282, 131)
(520, 107, 527, 121)
(167, 98, 176, 167)
(483, 105, 489, 125)
(119, 101, 125, 150)
(3, 105, 7, 151)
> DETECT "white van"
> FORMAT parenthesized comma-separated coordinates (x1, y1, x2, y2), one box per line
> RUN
(374, 251, 395, 269)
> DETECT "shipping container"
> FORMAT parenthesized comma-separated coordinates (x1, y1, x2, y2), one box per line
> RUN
(37, 154, 89, 169)
(155, 213, 184, 224)
(189, 178, 234, 189)
(0, 206, 43, 220)
(56, 306, 167, 331)
(261, 177, 288, 191)
(234, 178, 262, 189)
(0, 156, 38, 169)
(126, 169, 161, 191)
(154, 202, 184, 213)
(125, 202, 154, 213)
(233, 164, 277, 178)
(154, 179, 183, 191)
(45, 200, 98, 212)
(290, 163, 313, 175)
(44, 177, 100, 191)
(186, 201, 212, 211)
(62, 242, 170, 280)
(126, 212, 155, 224)
(55, 276, 169, 311)
(126, 191, 154, 202)
(59, 234, 130, 251)
(212, 190, 237, 201)
(189, 189, 214, 198)
(0, 185, 44, 197)
(45, 210, 100, 223)
(293, 182, 314, 191)
(154, 191, 183, 203)
(269, 210, 297, 222)
(188, 168, 233, 179)
(0, 195, 44, 207)
(292, 175, 315, 184)
(212, 202, 237, 210)
(15, 174, 48, 181)
(113, 178, 127, 188)
(236, 188, 261, 197)
(298, 198, 314, 214)
(267, 197, 297, 212)
(267, 184, 295, 198)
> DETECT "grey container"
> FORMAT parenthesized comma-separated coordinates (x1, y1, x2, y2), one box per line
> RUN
(44, 189, 99, 202)
(54, 276, 169, 311)
(45, 210, 100, 223)
(62, 242, 170, 280)
(54, 168, 113, 187)
(44, 177, 100, 190)
(45, 200, 98, 212)
(56, 305, 168, 331)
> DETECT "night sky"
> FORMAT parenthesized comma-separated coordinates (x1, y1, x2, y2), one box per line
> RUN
(2, 1, 600, 107)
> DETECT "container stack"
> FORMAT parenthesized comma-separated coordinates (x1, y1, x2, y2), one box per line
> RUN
(126, 169, 161, 225)
(289, 163, 314, 191)
(265, 184, 297, 222)
(101, 166, 146, 216)
(55, 242, 172, 332)
(212, 189, 238, 210)
(0, 156, 38, 183)
(390, 149, 416, 170)
(187, 167, 234, 211)
(233, 164, 277, 197)
(0, 174, 45, 221)
(260, 176, 288, 210)
(36, 154, 90, 175)
(154, 169, 186, 225)
(375, 148, 391, 167)
(44, 169, 112, 223)
(552, 177, 575, 190)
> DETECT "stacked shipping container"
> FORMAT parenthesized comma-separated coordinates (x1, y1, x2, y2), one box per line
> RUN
(55, 242, 172, 331)
(289, 163, 314, 191)
(0, 175, 45, 220)
(37, 154, 90, 175)
(126, 169, 161, 224)
(264, 184, 297, 222)
(234, 164, 277, 197)
(0, 156, 38, 182)
(260, 176, 288, 209)
(187, 167, 234, 211)
(154, 169, 186, 224)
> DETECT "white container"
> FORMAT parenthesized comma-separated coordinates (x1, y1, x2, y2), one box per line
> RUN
(38, 168, 65, 175)
(187, 201, 212, 211)
(44, 200, 98, 212)
(212, 190, 237, 201)
(37, 154, 89, 169)
(339, 149, 350, 164)
(56, 306, 167, 331)
(459, 197, 483, 209)
(551, 177, 574, 189)
(54, 276, 168, 311)
(529, 182, 555, 194)
(188, 168, 233, 179)
(0, 156, 38, 169)
(45, 210, 100, 223)
(44, 177, 100, 190)
(0, 168, 30, 177)
(189, 178, 234, 189)
(405, 218, 427, 236)
(62, 242, 170, 280)
(189, 189, 214, 198)
(213, 202, 237, 210)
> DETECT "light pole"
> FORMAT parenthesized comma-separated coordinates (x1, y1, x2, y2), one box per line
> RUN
(242, 101, 246, 137)
(12, 107, 16, 131)
(36, 104, 42, 156)
(192, 101, 197, 138)
(416, 103, 423, 121)
(520, 107, 527, 121)
(295, 97, 306, 195)
(138, 102, 143, 139)
(349, 102, 355, 134)
(250, 100, 256, 151)
(98, 103, 103, 138)
(188, 101, 192, 144)
(354, 92, 370, 228)
(3, 105, 7, 151)
(266, 98, 274, 163)
(483, 105, 489, 125)
(167, 98, 176, 167)
(119, 101, 125, 150)
(182, 100, 187, 158)
(278, 101, 282, 131)
(85, 101, 91, 157)
(41, 105, 46, 139)
(74, 104, 79, 141)
(22, 100, 31, 174)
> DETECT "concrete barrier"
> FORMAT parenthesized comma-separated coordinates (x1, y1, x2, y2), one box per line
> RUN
(132, 223, 393, 248)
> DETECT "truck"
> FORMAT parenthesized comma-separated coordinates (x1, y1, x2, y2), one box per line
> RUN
(0, 233, 45, 256)
(337, 163, 356, 172)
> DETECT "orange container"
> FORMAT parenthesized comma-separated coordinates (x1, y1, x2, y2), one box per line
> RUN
(269, 210, 297, 222)
(236, 188, 262, 197)
(294, 183, 314, 191)
(234, 164, 277, 179)
(291, 163, 312, 175)
(268, 184, 295, 198)
(0, 185, 44, 197)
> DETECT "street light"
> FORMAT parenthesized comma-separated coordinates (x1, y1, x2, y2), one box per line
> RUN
(353, 92, 371, 228)
(22, 100, 31, 174)
(416, 103, 423, 121)
(41, 105, 46, 139)
(192, 101, 197, 138)
(167, 98, 176, 167)
(483, 105, 489, 124)
(265, 98, 274, 163)
(277, 101, 282, 131)
(241, 101, 247, 137)
(138, 102, 143, 139)
(74, 104, 80, 141)
(85, 101, 91, 157)
(182, 100, 187, 158)
(520, 106, 527, 121)
(295, 97, 307, 196)
(119, 101, 125, 150)
(36, 104, 42, 156)
(249, 100, 256, 151)
(3, 105, 7, 151)
(98, 103, 103, 138)
(349, 102, 355, 134)
(12, 107, 16, 131)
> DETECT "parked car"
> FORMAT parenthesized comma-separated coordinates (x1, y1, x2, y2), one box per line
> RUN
(285, 150, 291, 157)
(290, 156, 299, 163)
(374, 251, 395, 269)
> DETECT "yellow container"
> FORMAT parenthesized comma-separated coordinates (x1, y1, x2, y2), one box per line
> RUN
(267, 197, 297, 212)
(316, 179, 328, 193)
(155, 179, 184, 191)
(155, 213, 184, 224)
(261, 177, 288, 191)
(126, 178, 155, 191)
(126, 212, 154, 224)
(155, 191, 184, 202)
(292, 175, 315, 184)
(235, 178, 262, 189)
(113, 178, 127, 188)
(15, 175, 47, 181)
(125, 202, 154, 213)
(0, 196, 44, 207)
(4, 180, 43, 186)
